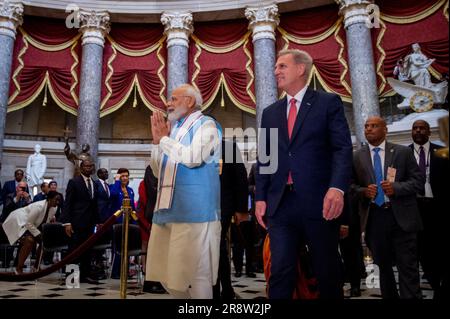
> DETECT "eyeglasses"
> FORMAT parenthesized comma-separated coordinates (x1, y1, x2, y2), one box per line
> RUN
(168, 95, 191, 103)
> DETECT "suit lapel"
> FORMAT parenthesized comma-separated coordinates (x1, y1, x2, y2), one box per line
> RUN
(384, 142, 395, 178)
(277, 97, 289, 143)
(361, 146, 375, 183)
(289, 88, 315, 145)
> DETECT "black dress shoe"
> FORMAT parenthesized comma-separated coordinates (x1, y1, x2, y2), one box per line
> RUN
(235, 271, 242, 278)
(143, 281, 166, 294)
(246, 272, 256, 278)
(350, 287, 361, 297)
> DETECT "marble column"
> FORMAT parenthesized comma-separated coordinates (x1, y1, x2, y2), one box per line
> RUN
(337, 0, 380, 147)
(161, 12, 193, 98)
(245, 4, 279, 128)
(76, 10, 110, 162)
(0, 1, 23, 161)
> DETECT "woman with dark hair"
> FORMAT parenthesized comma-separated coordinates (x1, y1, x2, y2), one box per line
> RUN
(137, 165, 165, 293)
(2, 191, 60, 274)
(109, 168, 136, 279)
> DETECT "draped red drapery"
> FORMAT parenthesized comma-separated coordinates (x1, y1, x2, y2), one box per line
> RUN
(7, 1, 449, 115)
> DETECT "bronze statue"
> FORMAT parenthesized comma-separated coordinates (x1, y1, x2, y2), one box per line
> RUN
(63, 126, 93, 176)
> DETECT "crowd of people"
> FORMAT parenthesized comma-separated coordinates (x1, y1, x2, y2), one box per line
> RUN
(0, 49, 448, 300)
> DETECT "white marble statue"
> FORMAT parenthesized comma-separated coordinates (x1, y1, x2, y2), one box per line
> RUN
(403, 43, 435, 88)
(26, 144, 47, 187)
(387, 43, 448, 112)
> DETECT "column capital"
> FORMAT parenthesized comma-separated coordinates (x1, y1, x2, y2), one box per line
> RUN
(245, 4, 279, 42)
(336, 0, 375, 29)
(0, 1, 23, 39)
(161, 12, 193, 48)
(78, 9, 110, 47)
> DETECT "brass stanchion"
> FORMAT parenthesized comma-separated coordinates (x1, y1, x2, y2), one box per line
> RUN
(120, 197, 132, 299)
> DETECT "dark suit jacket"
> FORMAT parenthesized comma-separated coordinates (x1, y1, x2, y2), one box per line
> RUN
(1, 180, 29, 204)
(408, 142, 449, 201)
(60, 175, 99, 231)
(351, 142, 424, 233)
(220, 140, 249, 218)
(95, 179, 112, 223)
(255, 88, 353, 218)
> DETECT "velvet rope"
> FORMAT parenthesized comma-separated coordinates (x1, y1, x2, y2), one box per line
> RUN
(0, 212, 119, 282)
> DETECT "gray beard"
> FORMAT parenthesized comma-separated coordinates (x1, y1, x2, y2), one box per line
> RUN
(167, 106, 189, 123)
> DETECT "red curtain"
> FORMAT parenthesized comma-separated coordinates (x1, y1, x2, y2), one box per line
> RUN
(100, 25, 166, 115)
(22, 16, 78, 45)
(7, 2, 449, 115)
(377, 0, 442, 16)
(109, 23, 163, 51)
(373, 2, 449, 95)
(279, 4, 339, 39)
(189, 19, 255, 111)
(8, 18, 81, 112)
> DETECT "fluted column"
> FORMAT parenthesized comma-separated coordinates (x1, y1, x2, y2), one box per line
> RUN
(76, 10, 110, 162)
(337, 0, 380, 146)
(161, 12, 193, 98)
(0, 0, 23, 160)
(245, 4, 279, 128)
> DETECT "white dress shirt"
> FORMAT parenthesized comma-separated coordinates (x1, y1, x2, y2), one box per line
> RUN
(413, 141, 433, 198)
(286, 86, 308, 119)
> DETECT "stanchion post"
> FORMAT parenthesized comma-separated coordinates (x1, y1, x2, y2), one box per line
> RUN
(120, 197, 132, 299)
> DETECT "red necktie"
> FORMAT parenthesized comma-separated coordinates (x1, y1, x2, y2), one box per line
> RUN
(288, 98, 297, 138)
(287, 98, 297, 184)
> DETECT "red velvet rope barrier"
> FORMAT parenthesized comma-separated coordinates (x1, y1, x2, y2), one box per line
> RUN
(0, 212, 119, 282)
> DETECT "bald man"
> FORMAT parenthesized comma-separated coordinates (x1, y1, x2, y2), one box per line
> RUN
(351, 116, 424, 299)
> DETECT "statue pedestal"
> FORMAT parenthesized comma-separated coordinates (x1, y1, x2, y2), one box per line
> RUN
(387, 109, 449, 132)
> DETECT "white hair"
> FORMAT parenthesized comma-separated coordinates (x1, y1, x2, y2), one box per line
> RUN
(178, 84, 203, 108)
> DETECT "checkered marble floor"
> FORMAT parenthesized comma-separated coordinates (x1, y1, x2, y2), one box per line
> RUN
(0, 265, 434, 299)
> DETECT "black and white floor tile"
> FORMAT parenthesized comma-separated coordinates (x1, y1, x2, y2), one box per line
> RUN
(0, 264, 434, 299)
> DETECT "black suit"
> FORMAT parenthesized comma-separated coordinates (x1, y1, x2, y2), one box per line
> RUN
(351, 142, 424, 299)
(1, 180, 29, 204)
(409, 142, 449, 298)
(213, 140, 248, 300)
(95, 179, 111, 223)
(61, 175, 99, 279)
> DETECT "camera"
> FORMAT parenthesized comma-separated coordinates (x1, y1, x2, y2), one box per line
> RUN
(20, 187, 26, 191)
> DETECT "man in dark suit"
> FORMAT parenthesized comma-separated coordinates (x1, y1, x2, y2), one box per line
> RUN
(352, 116, 424, 299)
(1, 169, 29, 204)
(60, 159, 100, 283)
(213, 139, 249, 300)
(255, 49, 353, 299)
(33, 182, 49, 202)
(95, 168, 111, 223)
(410, 119, 449, 299)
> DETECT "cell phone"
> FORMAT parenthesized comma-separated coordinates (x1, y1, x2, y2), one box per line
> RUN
(20, 187, 26, 191)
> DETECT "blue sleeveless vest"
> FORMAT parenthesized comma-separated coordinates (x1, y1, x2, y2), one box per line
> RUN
(153, 115, 222, 225)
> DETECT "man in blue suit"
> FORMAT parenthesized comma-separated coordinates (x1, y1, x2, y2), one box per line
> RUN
(255, 49, 353, 299)
(1, 169, 29, 204)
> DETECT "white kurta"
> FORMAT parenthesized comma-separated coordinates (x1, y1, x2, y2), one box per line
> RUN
(146, 221, 221, 293)
(2, 200, 56, 245)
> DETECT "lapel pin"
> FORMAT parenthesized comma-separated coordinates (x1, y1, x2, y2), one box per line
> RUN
(390, 149, 394, 153)
(306, 102, 311, 106)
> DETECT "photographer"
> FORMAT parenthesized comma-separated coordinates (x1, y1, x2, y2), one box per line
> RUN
(1, 181, 32, 223)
